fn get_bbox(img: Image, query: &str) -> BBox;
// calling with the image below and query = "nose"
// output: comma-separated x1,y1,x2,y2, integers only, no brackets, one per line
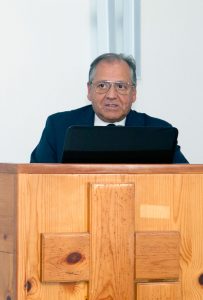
106,83,117,98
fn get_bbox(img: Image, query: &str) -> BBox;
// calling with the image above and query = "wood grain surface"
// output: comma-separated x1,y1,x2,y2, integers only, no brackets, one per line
0,252,15,300
136,282,182,300
0,162,202,174
0,165,203,300
0,174,16,253
17,174,89,300
41,233,90,282
135,231,180,280
0,174,16,300
89,183,135,300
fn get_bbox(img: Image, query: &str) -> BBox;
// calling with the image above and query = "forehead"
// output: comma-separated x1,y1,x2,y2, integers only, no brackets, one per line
93,60,131,81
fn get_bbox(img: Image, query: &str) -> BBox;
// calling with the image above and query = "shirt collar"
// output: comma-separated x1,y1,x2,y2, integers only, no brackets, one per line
94,114,126,126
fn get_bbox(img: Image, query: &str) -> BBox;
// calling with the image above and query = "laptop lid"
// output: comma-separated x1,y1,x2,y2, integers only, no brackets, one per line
61,126,178,164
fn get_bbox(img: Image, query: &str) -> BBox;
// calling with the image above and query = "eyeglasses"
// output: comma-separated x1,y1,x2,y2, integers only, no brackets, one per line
90,80,135,95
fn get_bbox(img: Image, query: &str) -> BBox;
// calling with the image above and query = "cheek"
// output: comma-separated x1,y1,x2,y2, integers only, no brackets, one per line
121,97,132,107
92,95,104,106
118,99,133,113
88,89,94,101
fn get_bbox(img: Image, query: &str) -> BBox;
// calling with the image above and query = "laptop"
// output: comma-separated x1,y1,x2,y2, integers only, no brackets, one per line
61,126,178,164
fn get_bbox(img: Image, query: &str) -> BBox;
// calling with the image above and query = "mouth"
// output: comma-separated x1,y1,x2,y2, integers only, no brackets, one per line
104,103,119,110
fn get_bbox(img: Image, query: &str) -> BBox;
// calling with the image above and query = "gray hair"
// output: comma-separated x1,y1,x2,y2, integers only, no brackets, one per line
88,53,137,86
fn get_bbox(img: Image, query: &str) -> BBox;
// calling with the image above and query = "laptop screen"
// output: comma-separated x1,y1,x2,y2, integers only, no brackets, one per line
61,126,178,164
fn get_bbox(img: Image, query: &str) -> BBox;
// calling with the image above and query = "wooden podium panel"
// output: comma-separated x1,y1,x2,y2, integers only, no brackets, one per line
135,231,180,280
0,173,16,300
89,183,134,299
136,282,182,300
41,233,90,282
0,164,203,300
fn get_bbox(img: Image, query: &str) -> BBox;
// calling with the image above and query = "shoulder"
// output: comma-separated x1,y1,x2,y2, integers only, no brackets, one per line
128,110,173,127
142,112,172,127
45,105,93,130
47,105,93,122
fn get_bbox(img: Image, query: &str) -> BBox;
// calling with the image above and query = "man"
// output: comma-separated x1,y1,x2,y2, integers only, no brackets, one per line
30,53,188,163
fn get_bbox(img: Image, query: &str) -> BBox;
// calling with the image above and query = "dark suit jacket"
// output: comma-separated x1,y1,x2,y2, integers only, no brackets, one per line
30,105,188,163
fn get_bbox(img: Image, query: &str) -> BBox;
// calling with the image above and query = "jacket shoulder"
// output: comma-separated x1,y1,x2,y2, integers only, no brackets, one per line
143,112,172,127
129,110,173,127
47,105,93,122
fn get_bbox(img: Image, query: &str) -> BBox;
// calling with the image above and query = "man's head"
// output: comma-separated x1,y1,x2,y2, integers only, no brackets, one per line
87,53,137,123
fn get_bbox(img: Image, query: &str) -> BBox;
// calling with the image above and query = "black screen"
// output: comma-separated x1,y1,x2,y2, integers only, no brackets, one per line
61,126,178,164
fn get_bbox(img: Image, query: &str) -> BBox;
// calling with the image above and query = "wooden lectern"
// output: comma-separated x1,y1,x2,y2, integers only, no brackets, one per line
0,163,203,300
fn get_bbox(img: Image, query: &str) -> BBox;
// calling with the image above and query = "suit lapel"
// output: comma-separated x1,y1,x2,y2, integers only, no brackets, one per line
75,105,95,126
125,110,145,126
82,106,94,126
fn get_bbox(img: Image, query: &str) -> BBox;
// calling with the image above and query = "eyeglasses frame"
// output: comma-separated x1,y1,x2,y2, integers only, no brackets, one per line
89,80,135,95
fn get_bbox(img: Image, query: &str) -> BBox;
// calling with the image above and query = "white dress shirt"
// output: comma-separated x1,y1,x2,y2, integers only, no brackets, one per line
94,114,126,126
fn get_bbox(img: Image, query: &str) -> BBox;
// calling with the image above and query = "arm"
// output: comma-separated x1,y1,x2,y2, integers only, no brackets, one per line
173,145,189,164
30,116,58,163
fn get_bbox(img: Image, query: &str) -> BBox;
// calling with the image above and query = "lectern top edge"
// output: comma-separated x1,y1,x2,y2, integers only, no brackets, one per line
0,163,202,175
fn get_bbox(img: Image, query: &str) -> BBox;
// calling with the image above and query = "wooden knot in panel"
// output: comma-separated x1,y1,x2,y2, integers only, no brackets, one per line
199,274,203,286
41,232,90,282
24,280,32,292
66,252,82,264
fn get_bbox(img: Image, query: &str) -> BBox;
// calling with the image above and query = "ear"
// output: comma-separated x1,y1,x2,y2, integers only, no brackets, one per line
87,82,92,102
132,87,137,103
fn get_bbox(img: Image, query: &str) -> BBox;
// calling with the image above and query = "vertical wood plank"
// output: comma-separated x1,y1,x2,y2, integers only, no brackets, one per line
175,175,203,299
0,174,15,216
17,174,89,300
136,282,182,300
0,216,15,253
0,174,16,300
0,252,15,300
134,173,203,299
0,174,16,253
89,183,135,300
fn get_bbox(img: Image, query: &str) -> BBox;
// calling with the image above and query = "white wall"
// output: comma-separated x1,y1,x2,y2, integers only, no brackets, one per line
136,0,203,163
0,0,91,162
0,0,202,163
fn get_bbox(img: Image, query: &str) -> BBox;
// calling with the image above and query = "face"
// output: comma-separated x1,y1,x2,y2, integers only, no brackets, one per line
87,60,136,122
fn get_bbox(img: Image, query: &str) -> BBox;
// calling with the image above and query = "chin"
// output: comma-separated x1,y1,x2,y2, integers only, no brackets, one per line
97,108,125,122
102,114,124,123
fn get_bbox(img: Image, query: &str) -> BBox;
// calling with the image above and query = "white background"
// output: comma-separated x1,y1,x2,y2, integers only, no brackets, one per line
0,0,202,163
